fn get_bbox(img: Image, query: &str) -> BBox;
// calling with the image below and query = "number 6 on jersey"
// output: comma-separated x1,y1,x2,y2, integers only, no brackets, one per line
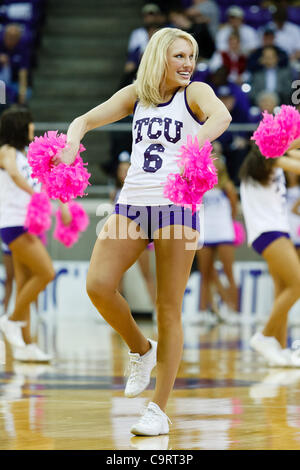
143,143,164,173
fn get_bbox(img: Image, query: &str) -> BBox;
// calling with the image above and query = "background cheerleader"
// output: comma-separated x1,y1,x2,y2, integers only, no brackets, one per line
285,150,300,256
196,141,239,325
239,143,300,367
0,106,55,362
1,241,14,315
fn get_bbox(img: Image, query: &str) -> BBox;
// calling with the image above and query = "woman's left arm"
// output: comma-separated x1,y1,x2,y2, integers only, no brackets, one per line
186,82,232,147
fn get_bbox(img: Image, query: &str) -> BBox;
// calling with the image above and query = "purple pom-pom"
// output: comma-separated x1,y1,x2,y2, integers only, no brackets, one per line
53,201,90,248
24,192,52,235
251,105,300,158
164,136,218,212
233,221,246,246
27,131,91,202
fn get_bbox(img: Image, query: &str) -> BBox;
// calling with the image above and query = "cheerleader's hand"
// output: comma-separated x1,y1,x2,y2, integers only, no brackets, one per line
60,202,72,226
288,137,300,151
52,142,79,166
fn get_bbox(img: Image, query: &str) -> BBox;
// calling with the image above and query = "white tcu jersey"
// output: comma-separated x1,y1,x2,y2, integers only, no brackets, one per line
0,150,40,228
286,185,300,246
118,86,203,206
240,167,290,246
202,188,234,244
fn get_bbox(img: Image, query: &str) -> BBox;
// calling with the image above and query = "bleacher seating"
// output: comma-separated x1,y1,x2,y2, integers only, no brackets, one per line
0,1,47,105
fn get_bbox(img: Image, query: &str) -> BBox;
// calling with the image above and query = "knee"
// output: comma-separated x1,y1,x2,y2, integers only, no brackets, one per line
86,275,113,303
41,267,56,285
156,299,182,329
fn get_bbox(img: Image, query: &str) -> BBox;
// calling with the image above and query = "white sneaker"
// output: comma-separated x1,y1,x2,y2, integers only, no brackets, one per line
281,348,300,367
0,315,26,348
13,344,52,363
250,332,288,367
130,402,171,436
125,339,157,398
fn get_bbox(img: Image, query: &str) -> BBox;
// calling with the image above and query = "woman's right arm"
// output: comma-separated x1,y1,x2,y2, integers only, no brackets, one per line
60,84,137,165
224,181,238,219
288,138,300,151
0,146,34,195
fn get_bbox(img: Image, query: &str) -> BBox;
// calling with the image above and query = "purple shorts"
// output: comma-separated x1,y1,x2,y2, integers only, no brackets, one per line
0,226,27,246
114,203,200,242
204,241,234,248
252,231,290,255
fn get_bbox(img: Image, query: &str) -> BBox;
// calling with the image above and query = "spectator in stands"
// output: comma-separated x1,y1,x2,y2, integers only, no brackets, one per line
249,45,294,106
0,52,11,84
212,82,251,184
270,5,300,62
168,7,215,60
249,90,280,123
216,6,259,56
209,31,248,85
247,25,288,73
123,4,165,78
203,65,251,122
185,0,220,36
0,24,31,104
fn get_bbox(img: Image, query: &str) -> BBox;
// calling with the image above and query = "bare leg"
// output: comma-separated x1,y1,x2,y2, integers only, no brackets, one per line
151,226,198,411
137,249,156,306
8,233,55,323
217,244,238,311
12,257,32,344
2,253,14,314
86,214,151,355
196,247,215,310
262,237,300,348
210,266,232,307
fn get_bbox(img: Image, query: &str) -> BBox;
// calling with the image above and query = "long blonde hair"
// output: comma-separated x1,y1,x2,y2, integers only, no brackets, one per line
135,27,198,107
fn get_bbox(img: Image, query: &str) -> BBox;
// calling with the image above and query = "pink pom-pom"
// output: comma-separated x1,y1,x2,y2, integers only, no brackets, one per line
53,201,89,248
276,105,300,141
233,221,246,246
297,225,300,237
251,105,300,158
163,136,218,212
27,131,91,203
24,192,52,235
147,242,155,251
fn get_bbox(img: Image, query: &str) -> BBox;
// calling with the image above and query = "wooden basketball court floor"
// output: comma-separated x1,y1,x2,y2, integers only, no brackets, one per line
1,317,300,451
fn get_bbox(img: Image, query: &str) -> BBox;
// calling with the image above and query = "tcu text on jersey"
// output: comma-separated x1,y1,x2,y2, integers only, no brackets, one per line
134,117,183,144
